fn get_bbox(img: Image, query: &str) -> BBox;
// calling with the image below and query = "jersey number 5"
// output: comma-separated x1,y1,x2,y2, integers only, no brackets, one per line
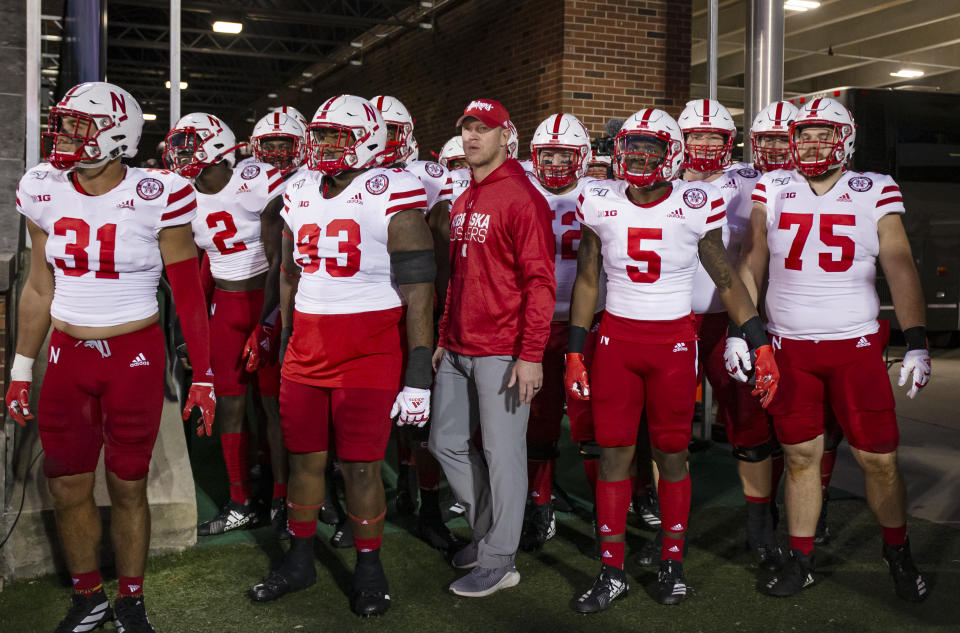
626,227,662,283
295,219,361,277
53,217,119,279
778,213,855,272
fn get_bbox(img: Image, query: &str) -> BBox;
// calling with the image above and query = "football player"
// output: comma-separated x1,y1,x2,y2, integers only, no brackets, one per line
520,112,602,551
371,94,460,553
566,108,779,611
164,113,285,537
735,98,930,601
248,95,434,617
7,82,215,633
679,99,782,570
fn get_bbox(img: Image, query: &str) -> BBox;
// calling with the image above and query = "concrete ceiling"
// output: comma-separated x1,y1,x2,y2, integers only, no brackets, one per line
690,0,960,121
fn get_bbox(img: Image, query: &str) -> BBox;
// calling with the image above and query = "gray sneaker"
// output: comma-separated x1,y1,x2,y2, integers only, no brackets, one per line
451,541,479,569
449,565,520,597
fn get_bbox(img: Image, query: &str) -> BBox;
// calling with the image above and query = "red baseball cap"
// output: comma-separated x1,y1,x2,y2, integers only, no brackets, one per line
456,99,510,129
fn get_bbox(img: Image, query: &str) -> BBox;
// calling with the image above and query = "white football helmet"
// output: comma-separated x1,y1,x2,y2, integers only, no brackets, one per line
371,95,415,165
269,106,308,129
789,97,857,177
163,112,240,179
251,111,307,176
751,101,799,172
43,82,143,170
438,136,467,170
613,109,684,187
507,121,519,158
530,113,591,188
677,99,736,172
408,136,419,162
306,94,386,174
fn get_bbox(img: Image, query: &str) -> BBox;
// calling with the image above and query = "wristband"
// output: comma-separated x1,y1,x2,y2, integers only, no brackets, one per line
568,326,588,354
728,320,744,339
11,354,34,381
740,316,770,351
405,346,433,389
903,326,927,351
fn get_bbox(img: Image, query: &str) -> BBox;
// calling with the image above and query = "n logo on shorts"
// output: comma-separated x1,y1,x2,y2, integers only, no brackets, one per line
49,346,60,364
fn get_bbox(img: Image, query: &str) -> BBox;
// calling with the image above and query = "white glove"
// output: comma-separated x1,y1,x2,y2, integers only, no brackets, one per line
898,349,931,399
390,386,431,427
724,336,752,383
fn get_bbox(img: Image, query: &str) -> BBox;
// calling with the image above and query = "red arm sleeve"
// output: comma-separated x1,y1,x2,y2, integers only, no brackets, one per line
199,250,215,310
166,257,213,381
515,194,557,363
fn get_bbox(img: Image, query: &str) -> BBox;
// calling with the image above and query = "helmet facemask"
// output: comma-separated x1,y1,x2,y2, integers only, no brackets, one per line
252,134,304,176
381,121,414,165
306,124,365,175
683,129,734,172
163,126,239,179
751,132,793,172
532,145,583,189
789,123,852,177
613,133,675,188
43,108,116,170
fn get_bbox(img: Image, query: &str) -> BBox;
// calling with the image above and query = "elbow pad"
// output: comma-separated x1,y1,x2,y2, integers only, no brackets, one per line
390,249,436,285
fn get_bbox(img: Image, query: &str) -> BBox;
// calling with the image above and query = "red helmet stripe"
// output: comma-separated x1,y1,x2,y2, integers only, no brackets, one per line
774,102,784,124
639,109,654,126
810,98,822,113
702,99,710,124
551,113,563,137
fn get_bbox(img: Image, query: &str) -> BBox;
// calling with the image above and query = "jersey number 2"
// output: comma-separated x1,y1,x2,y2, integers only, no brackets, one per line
778,213,855,272
295,219,361,277
207,210,247,254
53,217,118,279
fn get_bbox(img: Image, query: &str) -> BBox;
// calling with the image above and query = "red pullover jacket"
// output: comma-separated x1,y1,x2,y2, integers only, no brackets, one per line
439,158,556,362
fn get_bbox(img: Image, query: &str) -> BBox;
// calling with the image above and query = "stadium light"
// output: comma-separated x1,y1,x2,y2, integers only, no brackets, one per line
143,113,157,121
890,69,924,78
212,21,243,34
784,0,820,11
165,80,188,89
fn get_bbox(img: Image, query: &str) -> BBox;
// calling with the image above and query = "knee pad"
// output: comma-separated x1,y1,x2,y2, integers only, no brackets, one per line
527,442,558,461
732,437,778,463
579,441,602,458
652,432,689,455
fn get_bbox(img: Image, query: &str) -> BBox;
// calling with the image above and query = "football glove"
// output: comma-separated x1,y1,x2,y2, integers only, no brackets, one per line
391,386,431,427
242,322,276,372
183,382,217,436
724,336,752,383
898,349,931,399
564,353,591,400
751,345,780,408
5,381,33,427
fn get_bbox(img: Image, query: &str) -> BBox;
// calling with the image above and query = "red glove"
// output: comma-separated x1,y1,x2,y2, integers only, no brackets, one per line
5,381,33,427
242,322,275,373
564,353,591,400
751,345,780,408
183,382,217,436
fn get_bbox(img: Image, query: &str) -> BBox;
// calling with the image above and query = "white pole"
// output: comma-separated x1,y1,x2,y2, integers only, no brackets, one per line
26,0,41,169
745,0,784,163
170,0,181,127
707,0,718,101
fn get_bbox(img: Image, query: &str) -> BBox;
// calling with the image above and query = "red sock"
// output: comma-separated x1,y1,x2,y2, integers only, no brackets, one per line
745,495,771,504
528,459,552,505
354,535,383,553
770,453,785,505
273,482,288,499
882,524,907,547
221,432,251,505
416,455,441,491
71,570,102,596
596,479,631,569
820,449,837,492
118,576,144,598
582,458,599,498
659,475,691,562
790,535,815,555
287,519,317,539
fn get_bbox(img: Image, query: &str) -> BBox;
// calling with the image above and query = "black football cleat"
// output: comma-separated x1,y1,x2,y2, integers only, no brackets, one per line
54,590,112,633
632,490,661,530
635,531,662,566
748,540,785,571
764,550,815,597
883,539,929,602
519,502,556,552
112,597,156,633
197,499,256,536
331,518,354,548
249,540,317,603
271,497,288,539
351,561,391,616
573,564,628,613
656,559,689,605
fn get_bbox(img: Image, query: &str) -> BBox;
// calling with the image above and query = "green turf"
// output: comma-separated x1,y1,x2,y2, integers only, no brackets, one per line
2,433,958,632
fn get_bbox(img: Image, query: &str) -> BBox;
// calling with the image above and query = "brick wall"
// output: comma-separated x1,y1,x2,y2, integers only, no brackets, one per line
304,0,691,159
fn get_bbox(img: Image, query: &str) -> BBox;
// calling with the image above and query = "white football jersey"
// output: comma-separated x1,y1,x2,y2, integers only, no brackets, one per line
191,162,283,281
404,160,452,211
17,164,197,327
444,167,471,204
282,167,428,315
691,163,762,314
577,179,727,321
752,169,904,340
528,175,606,321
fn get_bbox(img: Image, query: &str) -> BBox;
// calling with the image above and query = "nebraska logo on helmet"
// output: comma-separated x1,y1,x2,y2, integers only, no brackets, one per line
136,178,164,200
241,164,261,180
682,188,707,209
366,173,389,195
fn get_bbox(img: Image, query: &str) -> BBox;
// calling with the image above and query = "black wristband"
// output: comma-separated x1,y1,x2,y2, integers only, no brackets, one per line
903,326,927,351
740,316,769,351
568,326,588,354
728,320,744,339
405,346,433,389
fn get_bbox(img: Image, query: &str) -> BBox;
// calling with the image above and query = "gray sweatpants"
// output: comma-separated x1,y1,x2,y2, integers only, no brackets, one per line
428,351,529,568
